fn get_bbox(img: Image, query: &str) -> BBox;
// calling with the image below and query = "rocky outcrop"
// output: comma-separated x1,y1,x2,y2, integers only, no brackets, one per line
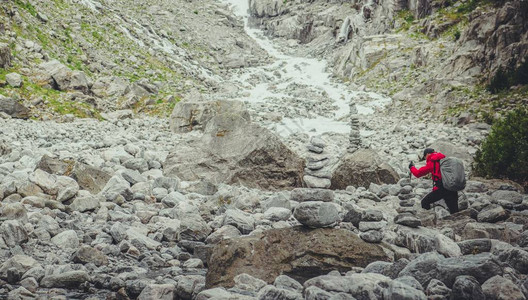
33,60,90,93
169,99,250,133
206,227,390,288
164,113,304,190
330,148,399,189
447,0,528,83
0,95,30,119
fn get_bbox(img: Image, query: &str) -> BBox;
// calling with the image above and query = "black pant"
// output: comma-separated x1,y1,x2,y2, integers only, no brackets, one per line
421,187,459,214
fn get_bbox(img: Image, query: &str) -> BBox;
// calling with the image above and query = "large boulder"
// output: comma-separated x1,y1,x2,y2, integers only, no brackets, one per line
169,99,250,133
164,113,304,190
330,149,399,189
34,60,90,93
71,162,112,194
206,227,390,288
0,95,30,119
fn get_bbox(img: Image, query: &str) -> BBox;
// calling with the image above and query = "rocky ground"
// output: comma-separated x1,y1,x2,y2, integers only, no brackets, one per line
1,0,528,299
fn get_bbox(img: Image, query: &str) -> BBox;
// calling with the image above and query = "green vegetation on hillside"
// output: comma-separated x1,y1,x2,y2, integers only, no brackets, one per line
473,107,528,190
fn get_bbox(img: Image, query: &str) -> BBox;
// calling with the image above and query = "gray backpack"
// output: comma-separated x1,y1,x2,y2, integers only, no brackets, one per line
439,157,466,191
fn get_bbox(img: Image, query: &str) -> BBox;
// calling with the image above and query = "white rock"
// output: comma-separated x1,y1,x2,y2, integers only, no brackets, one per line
51,230,79,249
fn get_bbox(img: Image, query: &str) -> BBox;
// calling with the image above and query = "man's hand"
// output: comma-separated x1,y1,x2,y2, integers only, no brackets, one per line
409,161,415,169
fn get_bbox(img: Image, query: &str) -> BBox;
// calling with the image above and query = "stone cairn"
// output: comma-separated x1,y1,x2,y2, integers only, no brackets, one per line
347,103,361,153
303,136,331,189
394,178,422,228
358,209,386,243
291,188,339,228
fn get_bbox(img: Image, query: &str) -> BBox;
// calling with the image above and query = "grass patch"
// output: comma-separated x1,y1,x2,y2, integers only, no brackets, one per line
14,0,37,16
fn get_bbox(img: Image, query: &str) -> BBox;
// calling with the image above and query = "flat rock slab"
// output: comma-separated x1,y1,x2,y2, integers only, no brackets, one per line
290,188,334,202
206,227,390,288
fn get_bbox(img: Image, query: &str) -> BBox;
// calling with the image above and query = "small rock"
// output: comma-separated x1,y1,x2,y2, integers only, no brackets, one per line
6,73,22,88
394,214,422,228
51,230,79,249
72,246,108,266
359,230,383,243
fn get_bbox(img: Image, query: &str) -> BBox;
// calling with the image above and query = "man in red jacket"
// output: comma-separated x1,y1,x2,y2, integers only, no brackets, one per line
409,148,459,214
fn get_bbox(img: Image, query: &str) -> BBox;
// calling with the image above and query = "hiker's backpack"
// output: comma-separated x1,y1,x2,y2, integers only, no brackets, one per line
439,157,466,191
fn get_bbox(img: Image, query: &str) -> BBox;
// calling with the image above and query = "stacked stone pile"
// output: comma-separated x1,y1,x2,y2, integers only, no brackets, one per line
394,178,423,228
347,103,361,154
291,188,340,228
303,136,332,189
358,209,386,243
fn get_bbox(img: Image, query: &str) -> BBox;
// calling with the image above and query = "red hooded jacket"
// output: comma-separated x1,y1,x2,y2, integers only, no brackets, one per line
410,152,445,191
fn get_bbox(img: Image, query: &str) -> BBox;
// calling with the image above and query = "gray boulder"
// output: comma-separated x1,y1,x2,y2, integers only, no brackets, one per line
165,113,304,190
0,220,28,247
257,285,302,299
293,201,340,228
0,255,40,279
450,275,485,300
290,188,334,202
6,73,22,88
51,230,79,249
482,275,526,300
425,279,451,299
274,275,302,292
36,60,90,93
457,238,492,255
0,95,30,119
384,280,426,300
71,162,112,194
178,213,211,242
91,76,129,98
100,175,133,201
175,275,205,300
72,245,108,266
138,284,175,300
234,273,267,292
205,225,241,245
436,253,503,287
169,99,250,133
224,209,255,234
435,234,461,257
477,204,509,223
263,207,292,222
330,149,399,189
360,230,384,243
69,194,101,212
495,247,528,274
491,190,523,204
261,193,291,211
40,271,90,288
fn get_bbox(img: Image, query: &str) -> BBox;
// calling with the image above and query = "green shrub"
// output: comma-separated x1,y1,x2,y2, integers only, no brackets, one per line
473,107,528,189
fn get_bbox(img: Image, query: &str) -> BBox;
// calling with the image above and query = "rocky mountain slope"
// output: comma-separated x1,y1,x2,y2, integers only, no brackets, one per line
249,0,528,122
0,0,268,119
1,0,527,299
